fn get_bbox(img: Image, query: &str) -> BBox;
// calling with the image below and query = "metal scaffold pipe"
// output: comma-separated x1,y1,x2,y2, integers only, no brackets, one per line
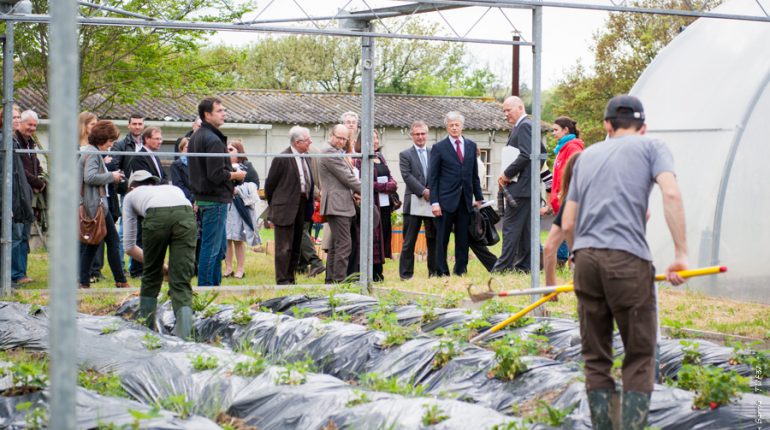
48,0,79,426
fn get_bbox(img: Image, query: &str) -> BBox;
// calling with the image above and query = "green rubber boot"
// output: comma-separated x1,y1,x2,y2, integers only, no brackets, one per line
622,391,651,430
587,389,614,430
138,297,158,330
174,306,194,340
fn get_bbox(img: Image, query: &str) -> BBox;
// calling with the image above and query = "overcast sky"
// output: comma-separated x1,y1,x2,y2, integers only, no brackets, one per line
210,1,609,90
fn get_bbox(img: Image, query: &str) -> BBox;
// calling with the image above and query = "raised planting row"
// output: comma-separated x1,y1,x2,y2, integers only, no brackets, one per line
0,302,521,430
134,291,770,429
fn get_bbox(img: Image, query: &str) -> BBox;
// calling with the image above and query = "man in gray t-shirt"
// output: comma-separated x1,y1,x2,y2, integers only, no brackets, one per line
562,95,688,430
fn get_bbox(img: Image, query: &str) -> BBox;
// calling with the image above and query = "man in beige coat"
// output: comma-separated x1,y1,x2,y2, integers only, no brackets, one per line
318,124,362,282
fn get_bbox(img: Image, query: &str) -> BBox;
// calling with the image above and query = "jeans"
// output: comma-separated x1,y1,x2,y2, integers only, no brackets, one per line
197,203,228,286
11,222,30,281
79,211,126,286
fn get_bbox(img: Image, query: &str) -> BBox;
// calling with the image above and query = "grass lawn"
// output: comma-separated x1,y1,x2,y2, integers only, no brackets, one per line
11,229,770,340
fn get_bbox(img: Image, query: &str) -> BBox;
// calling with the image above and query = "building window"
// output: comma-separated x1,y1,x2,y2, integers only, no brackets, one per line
479,148,491,191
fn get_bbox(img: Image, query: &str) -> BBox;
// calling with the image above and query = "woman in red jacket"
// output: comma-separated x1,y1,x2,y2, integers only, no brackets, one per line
549,116,584,270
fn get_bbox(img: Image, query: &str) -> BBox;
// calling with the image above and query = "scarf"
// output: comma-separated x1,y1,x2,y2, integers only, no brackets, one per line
179,155,188,166
554,134,576,155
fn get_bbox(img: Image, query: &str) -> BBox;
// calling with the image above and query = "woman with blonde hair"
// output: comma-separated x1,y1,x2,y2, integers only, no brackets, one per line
78,111,98,147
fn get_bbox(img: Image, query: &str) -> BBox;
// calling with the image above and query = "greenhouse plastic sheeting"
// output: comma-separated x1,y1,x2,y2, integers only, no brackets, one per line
422,348,582,412
261,293,380,317
364,337,441,384
0,386,221,429
326,397,522,429
0,303,48,351
227,368,519,430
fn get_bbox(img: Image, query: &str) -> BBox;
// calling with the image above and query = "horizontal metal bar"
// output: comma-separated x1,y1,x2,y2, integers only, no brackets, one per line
0,14,533,46
16,148,366,159
411,0,770,22
78,1,155,20
243,2,463,24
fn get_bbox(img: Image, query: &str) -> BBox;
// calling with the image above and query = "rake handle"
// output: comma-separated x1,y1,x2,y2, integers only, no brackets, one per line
470,265,727,344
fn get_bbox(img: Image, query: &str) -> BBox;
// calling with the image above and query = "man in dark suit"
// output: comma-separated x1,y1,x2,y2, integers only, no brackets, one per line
129,127,166,182
265,126,315,285
429,112,484,276
318,124,362,283
493,96,547,273
398,120,437,280
125,126,166,278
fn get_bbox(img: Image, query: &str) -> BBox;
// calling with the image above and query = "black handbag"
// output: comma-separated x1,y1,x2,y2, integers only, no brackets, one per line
389,192,402,211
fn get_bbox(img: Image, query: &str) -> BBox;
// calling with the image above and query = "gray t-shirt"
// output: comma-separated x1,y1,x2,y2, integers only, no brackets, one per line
566,134,675,261
122,185,191,250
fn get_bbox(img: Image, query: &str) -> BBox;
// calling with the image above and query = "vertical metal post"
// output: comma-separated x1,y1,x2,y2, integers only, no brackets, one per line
359,25,374,293
49,0,79,427
530,6,543,307
511,34,520,97
1,22,14,296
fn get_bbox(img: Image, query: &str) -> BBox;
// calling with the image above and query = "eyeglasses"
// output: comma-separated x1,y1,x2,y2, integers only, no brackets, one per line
333,134,348,140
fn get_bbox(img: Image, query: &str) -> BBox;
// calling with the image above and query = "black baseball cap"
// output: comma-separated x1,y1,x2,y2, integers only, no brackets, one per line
604,95,645,121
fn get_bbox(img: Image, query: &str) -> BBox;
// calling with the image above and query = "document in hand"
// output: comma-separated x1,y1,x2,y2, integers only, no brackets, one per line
500,146,521,182
409,195,435,217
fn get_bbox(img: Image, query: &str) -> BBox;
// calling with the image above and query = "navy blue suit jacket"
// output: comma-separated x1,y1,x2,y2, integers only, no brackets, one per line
428,136,484,213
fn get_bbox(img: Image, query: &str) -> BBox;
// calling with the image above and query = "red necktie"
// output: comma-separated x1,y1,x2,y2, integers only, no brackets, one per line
455,139,464,163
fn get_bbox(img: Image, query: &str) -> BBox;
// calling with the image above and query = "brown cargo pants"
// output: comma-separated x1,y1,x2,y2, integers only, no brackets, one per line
573,248,656,393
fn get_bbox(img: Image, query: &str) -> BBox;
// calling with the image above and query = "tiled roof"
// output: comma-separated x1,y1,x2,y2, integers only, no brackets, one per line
15,88,510,131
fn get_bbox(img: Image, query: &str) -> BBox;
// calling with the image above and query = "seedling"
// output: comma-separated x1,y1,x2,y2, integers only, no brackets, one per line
190,354,219,372
421,404,449,426
533,320,553,335
159,393,194,419
680,340,702,365
78,370,128,398
488,335,529,381
100,322,120,335
275,357,315,385
1,361,48,395
192,290,220,312
345,389,371,407
232,356,268,377
729,341,770,373
432,338,462,369
440,291,465,309
529,400,575,426
202,304,222,319
366,308,418,347
142,333,162,350
16,402,47,430
231,304,252,325
290,305,312,319
359,373,425,397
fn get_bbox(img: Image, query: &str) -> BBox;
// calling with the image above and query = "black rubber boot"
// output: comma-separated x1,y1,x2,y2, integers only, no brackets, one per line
174,306,194,340
587,389,614,430
138,297,158,330
622,391,651,430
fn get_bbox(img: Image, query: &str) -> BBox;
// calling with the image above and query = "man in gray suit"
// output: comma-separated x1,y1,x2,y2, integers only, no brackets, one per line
398,120,437,279
493,96,546,273
318,124,362,282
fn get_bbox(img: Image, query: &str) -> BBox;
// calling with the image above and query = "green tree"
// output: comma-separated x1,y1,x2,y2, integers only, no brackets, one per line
12,0,251,110
547,0,717,144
